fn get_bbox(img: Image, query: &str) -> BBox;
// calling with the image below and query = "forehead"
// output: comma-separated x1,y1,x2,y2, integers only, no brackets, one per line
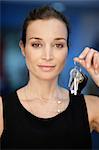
26,19,67,40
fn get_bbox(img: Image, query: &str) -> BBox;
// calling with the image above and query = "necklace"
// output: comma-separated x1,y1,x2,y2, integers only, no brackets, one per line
24,86,68,115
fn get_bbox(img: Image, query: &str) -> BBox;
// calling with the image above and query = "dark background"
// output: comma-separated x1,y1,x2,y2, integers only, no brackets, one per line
0,0,99,148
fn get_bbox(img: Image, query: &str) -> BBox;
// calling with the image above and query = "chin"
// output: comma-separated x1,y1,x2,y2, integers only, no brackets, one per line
35,72,58,81
30,68,61,80
38,75,58,81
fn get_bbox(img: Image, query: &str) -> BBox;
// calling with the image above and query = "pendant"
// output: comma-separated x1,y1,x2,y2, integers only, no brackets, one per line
57,100,61,104
57,109,61,113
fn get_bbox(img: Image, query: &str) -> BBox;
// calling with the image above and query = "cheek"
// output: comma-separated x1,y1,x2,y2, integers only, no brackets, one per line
57,53,67,71
59,57,66,67
26,55,38,69
25,46,38,63
58,50,68,63
25,50,36,70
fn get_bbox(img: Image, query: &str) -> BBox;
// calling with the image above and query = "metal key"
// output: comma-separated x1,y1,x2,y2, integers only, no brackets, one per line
74,69,84,95
68,67,77,95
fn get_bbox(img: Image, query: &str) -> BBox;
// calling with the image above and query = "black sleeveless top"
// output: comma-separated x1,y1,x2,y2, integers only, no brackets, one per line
1,91,92,149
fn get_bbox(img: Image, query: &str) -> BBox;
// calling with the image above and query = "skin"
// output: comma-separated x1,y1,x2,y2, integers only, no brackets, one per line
0,18,99,137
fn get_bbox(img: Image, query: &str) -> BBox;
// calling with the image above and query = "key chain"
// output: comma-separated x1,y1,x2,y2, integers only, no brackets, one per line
68,61,87,95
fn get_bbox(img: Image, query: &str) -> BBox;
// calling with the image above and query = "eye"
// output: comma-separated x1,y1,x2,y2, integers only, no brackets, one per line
32,43,42,48
55,43,64,48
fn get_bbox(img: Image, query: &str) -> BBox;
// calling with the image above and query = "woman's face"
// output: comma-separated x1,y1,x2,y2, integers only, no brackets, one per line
20,18,68,80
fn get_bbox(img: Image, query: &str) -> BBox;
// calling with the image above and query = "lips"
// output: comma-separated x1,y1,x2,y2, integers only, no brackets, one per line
38,64,56,72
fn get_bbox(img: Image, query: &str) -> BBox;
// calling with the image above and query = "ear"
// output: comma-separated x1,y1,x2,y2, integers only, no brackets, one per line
19,40,26,57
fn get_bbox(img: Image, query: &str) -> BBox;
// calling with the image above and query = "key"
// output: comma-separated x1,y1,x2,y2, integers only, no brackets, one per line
74,76,78,95
71,70,79,95
68,67,78,95
77,72,88,94
68,67,78,88
74,70,84,95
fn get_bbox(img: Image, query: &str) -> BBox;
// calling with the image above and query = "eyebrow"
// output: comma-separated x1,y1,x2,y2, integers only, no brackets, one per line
29,37,42,41
29,37,66,41
54,38,66,41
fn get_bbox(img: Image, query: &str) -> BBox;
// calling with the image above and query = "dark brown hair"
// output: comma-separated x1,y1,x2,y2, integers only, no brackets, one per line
21,5,69,47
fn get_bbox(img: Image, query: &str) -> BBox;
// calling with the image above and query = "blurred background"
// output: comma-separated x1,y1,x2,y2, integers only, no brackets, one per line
0,0,99,148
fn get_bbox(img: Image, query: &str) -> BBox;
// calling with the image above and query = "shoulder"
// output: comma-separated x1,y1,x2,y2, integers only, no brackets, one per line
0,91,17,137
0,96,3,137
84,95,99,132
84,95,99,117
84,95,99,106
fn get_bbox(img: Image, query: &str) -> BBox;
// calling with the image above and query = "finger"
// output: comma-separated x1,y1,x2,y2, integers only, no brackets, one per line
79,47,90,59
85,48,95,69
93,52,99,68
93,52,99,74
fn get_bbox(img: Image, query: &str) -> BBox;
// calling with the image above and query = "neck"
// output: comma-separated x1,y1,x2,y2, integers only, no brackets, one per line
25,75,59,100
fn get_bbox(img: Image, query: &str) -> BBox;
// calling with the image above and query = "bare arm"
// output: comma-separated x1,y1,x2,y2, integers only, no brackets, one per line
85,95,99,132
74,48,99,132
0,96,3,137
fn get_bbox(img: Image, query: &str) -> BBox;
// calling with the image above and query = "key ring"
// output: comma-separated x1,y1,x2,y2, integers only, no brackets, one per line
74,61,82,72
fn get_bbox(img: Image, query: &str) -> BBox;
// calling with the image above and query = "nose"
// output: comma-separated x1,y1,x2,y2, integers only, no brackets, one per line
41,46,54,61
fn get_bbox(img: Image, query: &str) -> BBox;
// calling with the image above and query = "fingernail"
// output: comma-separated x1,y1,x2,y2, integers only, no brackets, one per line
86,47,89,49
74,58,78,62
73,58,76,61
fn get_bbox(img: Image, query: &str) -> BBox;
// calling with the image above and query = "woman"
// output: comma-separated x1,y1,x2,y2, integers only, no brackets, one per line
0,6,99,149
